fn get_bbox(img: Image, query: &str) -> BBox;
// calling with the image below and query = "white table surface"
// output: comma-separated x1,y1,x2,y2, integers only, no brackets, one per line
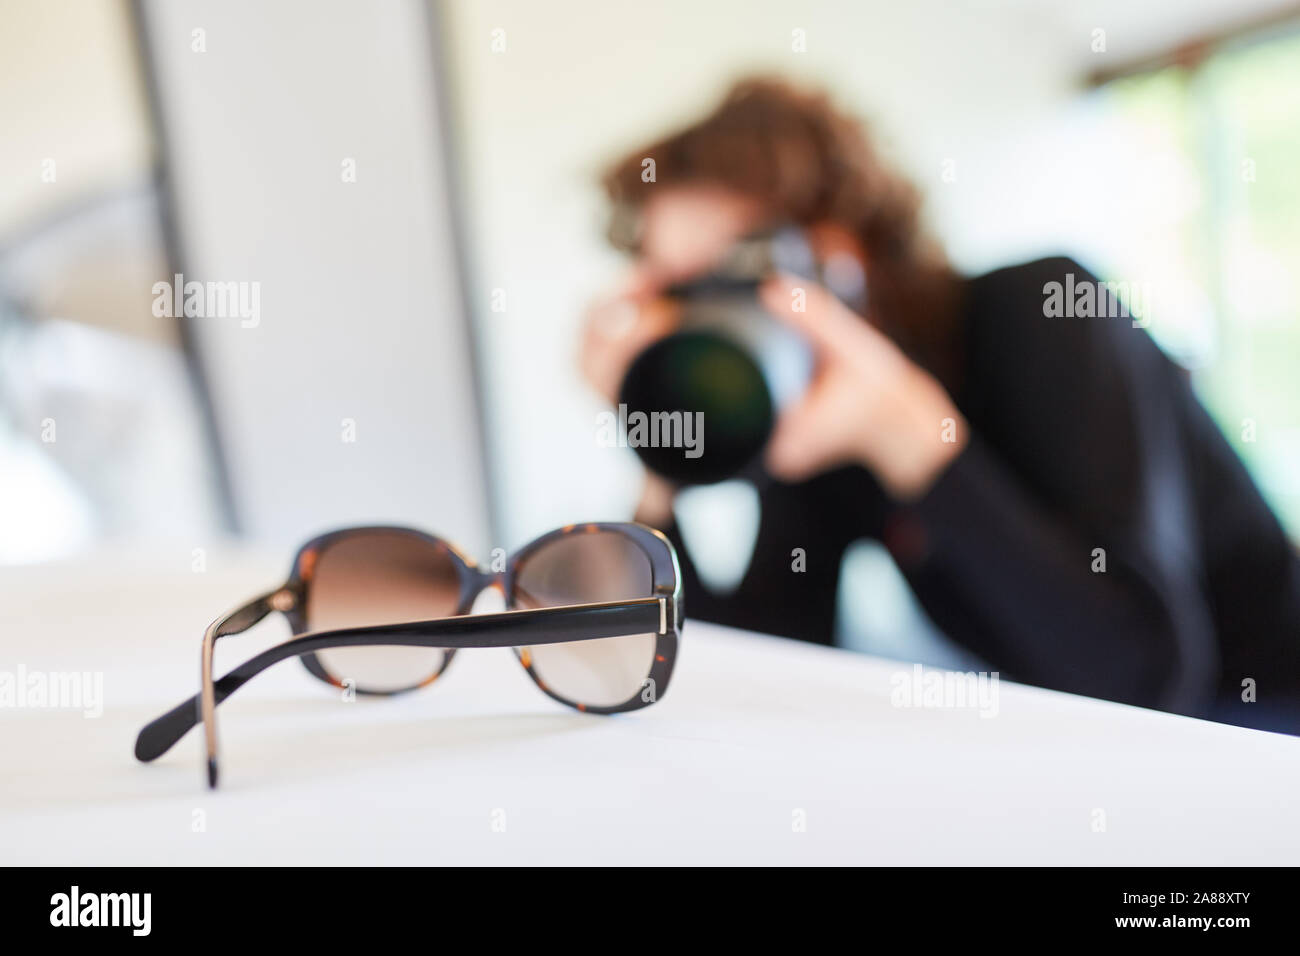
3,550,1298,865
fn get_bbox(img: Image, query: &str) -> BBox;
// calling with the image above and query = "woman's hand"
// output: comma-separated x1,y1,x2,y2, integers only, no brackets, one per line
578,273,680,406
759,273,968,500
579,274,681,526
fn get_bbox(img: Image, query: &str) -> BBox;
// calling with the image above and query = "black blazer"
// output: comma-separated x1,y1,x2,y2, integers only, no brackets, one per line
661,257,1300,734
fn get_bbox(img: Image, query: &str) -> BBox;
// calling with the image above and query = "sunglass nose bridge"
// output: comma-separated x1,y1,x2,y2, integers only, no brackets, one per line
466,567,507,615
470,566,505,596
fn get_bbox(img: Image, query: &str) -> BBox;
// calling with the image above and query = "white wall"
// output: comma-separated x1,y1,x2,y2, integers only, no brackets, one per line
0,0,151,237
140,0,492,556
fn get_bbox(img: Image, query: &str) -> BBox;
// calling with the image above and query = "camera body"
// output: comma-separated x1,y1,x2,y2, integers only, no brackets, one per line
617,226,865,485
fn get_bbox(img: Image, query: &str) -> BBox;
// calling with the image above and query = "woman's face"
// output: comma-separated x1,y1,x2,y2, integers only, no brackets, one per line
631,185,866,292
634,186,767,286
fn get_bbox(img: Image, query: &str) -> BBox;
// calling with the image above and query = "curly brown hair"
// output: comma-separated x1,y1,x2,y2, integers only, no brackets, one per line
601,76,964,387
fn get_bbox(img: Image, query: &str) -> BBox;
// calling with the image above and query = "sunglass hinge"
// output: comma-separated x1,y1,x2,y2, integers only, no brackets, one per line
270,589,297,613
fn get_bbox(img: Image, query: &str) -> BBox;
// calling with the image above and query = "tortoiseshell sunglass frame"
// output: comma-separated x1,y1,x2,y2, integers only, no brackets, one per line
134,522,683,789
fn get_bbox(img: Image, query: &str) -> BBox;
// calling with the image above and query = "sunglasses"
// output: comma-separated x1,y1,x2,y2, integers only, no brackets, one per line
135,522,683,789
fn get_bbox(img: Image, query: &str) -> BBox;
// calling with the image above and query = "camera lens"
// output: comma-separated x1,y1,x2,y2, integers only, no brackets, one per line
618,330,772,485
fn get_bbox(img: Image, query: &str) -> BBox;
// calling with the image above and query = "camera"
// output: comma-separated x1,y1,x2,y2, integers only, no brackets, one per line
617,226,866,485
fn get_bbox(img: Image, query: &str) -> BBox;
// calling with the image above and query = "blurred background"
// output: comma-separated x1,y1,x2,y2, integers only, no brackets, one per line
2,0,1298,664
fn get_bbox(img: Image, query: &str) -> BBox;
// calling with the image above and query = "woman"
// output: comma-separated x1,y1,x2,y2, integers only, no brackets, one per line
580,77,1300,734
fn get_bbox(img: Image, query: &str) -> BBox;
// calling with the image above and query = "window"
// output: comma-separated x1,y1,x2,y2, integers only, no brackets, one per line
1102,26,1300,535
